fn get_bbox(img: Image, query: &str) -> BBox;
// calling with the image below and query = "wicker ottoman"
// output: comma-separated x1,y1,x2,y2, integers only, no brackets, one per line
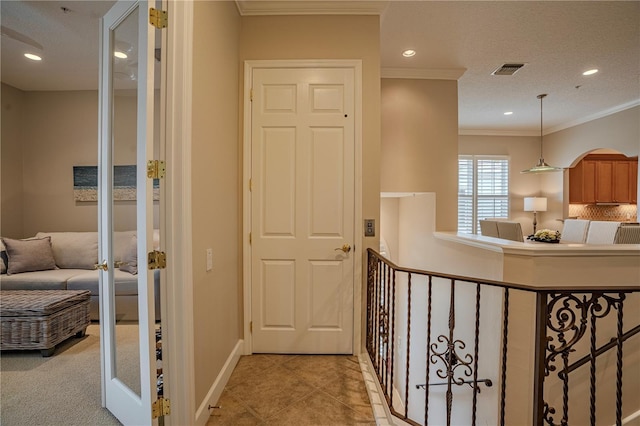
0,290,91,357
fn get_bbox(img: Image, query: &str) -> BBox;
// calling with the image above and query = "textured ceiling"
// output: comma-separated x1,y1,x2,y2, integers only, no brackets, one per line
2,0,639,134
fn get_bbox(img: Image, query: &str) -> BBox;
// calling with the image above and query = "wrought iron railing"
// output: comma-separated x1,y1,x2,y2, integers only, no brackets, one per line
366,248,640,426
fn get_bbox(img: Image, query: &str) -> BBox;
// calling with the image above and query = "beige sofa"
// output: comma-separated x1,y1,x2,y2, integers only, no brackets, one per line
0,231,160,321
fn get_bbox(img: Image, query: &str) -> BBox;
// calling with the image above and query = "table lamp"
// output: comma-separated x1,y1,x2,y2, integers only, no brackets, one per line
524,197,547,233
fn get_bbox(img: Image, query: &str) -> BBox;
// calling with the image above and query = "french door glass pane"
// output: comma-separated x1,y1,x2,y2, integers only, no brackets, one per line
112,5,141,396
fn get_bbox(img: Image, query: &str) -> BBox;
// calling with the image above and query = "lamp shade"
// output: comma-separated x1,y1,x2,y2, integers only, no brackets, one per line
524,197,547,212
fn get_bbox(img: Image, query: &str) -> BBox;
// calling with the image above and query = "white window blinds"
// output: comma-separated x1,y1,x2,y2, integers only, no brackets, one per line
458,156,509,234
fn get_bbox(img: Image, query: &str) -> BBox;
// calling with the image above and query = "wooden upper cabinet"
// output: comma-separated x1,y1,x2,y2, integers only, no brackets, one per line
595,161,614,202
613,161,632,203
568,162,583,203
582,160,597,204
569,154,638,204
631,161,638,203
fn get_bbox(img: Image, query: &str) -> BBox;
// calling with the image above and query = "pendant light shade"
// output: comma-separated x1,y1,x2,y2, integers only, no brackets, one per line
521,94,563,174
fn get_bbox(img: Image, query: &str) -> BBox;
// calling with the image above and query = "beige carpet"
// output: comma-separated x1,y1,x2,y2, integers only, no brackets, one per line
0,323,143,425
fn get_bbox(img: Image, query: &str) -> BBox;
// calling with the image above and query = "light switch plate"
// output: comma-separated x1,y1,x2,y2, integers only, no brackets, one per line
364,219,375,237
206,248,213,271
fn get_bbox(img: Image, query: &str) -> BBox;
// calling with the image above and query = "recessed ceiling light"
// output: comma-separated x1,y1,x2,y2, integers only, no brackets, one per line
114,51,128,59
504,111,513,116
24,53,42,61
402,49,416,58
582,69,598,76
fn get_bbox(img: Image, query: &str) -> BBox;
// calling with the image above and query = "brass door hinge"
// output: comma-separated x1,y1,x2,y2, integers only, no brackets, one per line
250,321,253,333
152,397,171,419
147,160,166,179
249,232,252,244
249,178,252,191
250,88,254,102
149,8,168,29
148,250,167,270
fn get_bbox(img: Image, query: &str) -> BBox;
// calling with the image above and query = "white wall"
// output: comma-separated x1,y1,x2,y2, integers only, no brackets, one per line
0,87,162,238
381,79,459,231
190,0,242,410
1,83,25,238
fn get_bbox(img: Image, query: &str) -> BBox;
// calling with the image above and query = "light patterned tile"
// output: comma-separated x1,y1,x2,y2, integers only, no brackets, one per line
206,390,262,425
220,355,377,426
320,374,374,418
265,390,375,425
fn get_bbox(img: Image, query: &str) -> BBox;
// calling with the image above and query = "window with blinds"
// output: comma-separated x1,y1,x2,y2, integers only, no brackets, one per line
458,155,509,234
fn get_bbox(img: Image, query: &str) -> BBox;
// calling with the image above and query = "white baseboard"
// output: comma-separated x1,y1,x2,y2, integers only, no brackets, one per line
620,409,640,426
194,339,244,425
359,353,412,426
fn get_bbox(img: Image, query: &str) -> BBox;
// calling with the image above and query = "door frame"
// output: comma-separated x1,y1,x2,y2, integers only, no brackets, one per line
242,59,363,355
160,0,195,424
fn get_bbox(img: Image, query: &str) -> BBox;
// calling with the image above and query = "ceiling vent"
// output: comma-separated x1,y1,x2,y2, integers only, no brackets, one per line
492,63,526,76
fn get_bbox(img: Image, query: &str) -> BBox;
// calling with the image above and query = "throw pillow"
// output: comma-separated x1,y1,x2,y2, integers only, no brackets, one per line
0,239,6,274
2,237,57,275
35,232,98,269
114,230,136,263
119,235,138,275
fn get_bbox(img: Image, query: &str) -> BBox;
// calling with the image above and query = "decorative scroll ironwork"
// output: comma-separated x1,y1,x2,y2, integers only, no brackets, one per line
379,306,389,346
365,249,637,426
543,292,626,426
430,335,475,385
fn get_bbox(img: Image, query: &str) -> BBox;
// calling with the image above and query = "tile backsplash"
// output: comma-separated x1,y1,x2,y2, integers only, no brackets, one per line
569,204,638,222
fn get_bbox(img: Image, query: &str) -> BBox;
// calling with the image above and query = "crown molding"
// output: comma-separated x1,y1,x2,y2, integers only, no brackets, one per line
460,99,640,137
546,99,640,134
458,129,539,137
235,0,389,16
382,67,467,81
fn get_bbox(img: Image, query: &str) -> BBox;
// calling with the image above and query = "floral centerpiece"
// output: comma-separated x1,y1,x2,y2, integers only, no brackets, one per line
527,229,561,243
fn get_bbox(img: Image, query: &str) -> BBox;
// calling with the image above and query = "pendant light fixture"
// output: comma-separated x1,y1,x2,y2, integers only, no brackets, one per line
521,94,563,173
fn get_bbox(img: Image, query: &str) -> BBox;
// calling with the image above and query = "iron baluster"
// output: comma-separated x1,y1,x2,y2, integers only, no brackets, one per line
589,297,598,426
500,288,510,426
447,279,455,426
404,273,412,420
616,295,624,426
424,275,433,426
472,282,481,426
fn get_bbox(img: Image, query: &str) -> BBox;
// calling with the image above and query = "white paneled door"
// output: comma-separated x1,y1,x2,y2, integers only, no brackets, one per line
251,66,355,354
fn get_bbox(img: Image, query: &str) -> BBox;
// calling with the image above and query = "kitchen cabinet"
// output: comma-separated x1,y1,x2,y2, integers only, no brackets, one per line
596,161,614,202
631,161,638,203
569,154,638,204
569,160,596,203
611,161,632,203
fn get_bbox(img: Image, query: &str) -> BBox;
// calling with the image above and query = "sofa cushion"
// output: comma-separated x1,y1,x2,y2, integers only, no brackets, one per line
2,237,57,275
36,232,98,270
67,269,138,296
0,268,84,290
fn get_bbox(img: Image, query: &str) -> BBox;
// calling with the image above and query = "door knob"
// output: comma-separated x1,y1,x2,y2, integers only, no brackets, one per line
334,244,351,253
94,260,109,271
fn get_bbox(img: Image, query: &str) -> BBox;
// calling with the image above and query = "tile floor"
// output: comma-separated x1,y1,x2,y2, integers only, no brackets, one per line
207,354,376,425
